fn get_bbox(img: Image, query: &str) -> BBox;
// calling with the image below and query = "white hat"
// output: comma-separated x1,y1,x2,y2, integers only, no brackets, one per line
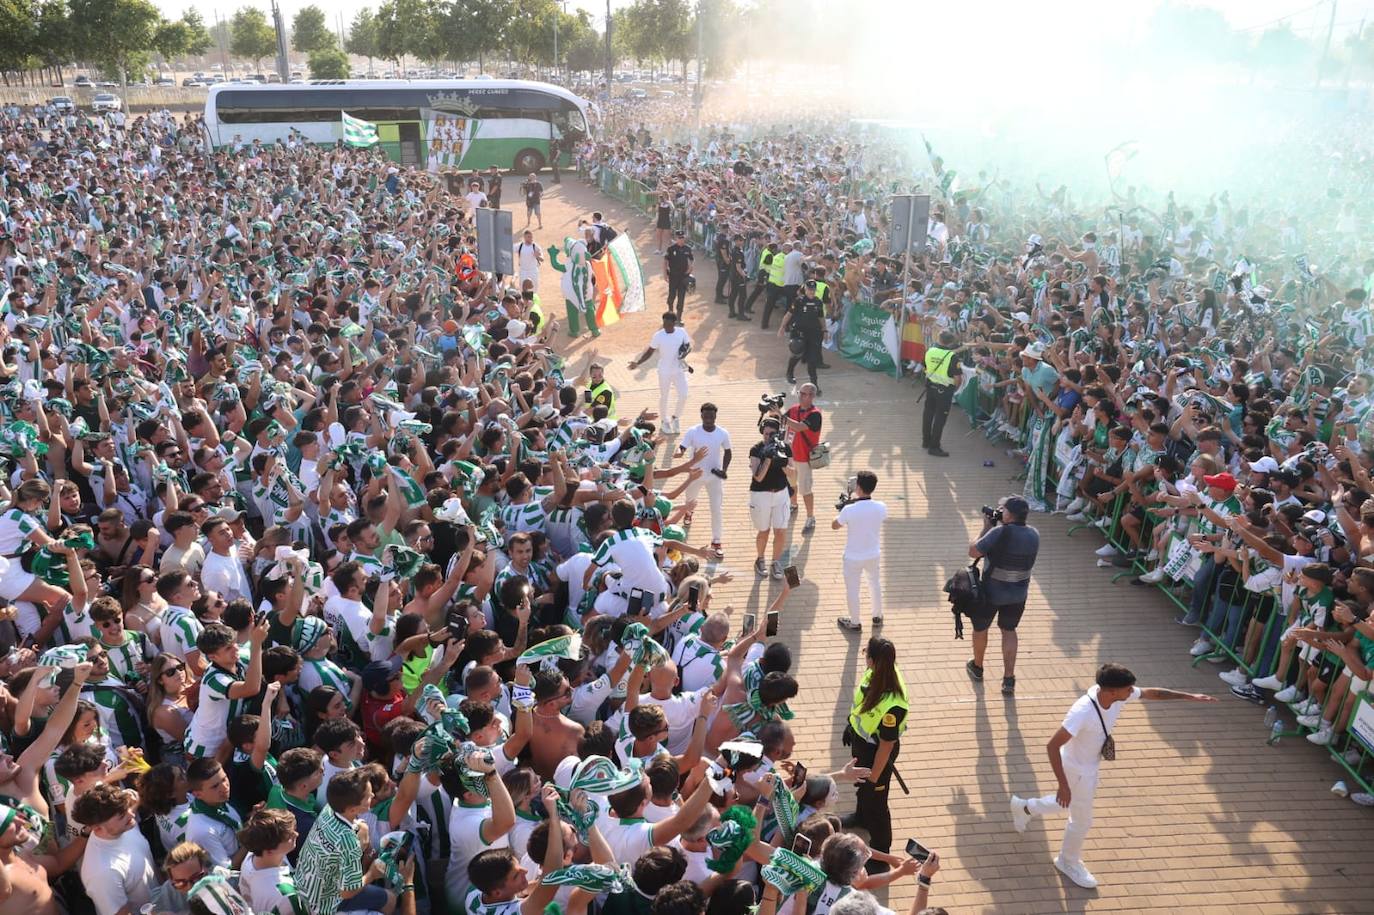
1011,311,1031,324
1026,233,1043,248
506,318,528,341
1302,509,1328,525
1022,342,1046,361
1248,456,1280,474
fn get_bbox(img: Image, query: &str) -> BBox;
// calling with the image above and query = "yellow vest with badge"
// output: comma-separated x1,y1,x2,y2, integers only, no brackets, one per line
528,297,546,333
587,380,617,418
848,668,909,743
767,250,786,286
813,280,830,304
924,345,956,387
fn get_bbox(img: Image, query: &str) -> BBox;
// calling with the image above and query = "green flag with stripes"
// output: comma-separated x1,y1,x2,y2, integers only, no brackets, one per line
341,111,379,148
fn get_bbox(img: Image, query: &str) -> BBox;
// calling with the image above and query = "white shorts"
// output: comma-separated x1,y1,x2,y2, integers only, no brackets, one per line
0,556,35,602
1341,667,1370,694
793,461,814,497
749,489,790,531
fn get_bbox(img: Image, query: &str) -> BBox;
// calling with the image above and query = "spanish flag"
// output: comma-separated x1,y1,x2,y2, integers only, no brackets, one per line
900,312,925,363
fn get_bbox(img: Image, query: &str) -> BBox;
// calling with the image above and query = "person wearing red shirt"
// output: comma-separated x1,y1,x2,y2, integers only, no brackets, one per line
358,659,411,751
784,384,824,533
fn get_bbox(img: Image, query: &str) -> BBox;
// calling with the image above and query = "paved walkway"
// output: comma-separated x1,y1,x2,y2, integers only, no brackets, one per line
523,177,1374,914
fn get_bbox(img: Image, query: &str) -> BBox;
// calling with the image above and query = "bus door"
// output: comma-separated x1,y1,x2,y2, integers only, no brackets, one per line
397,122,422,166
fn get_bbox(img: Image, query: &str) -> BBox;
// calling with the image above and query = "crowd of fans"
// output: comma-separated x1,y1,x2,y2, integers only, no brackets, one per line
575,99,1374,805
0,100,949,915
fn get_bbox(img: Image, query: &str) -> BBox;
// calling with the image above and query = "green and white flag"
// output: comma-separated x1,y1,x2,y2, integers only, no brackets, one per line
342,111,379,148
517,633,583,669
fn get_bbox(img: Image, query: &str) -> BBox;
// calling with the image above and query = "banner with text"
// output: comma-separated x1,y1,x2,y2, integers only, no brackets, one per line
840,302,901,378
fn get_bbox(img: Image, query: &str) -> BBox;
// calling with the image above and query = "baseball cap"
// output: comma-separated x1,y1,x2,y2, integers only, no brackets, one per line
1302,509,1328,525
1202,472,1238,492
216,505,245,522
361,658,403,694
1248,456,1280,474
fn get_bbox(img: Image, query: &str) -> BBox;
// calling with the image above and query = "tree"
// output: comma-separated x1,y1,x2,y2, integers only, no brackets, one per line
67,0,163,90
308,46,349,79
504,0,558,66
0,0,39,85
375,0,440,74
697,0,742,77
438,0,512,72
1253,23,1315,77
179,9,212,57
229,6,276,73
565,31,601,74
653,0,692,77
292,4,334,54
345,7,379,73
153,18,192,63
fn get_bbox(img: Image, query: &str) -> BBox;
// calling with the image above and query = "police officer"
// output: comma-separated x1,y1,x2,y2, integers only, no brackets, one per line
576,356,617,419
760,239,791,330
713,230,734,304
922,330,965,457
779,280,825,394
844,636,907,870
744,239,780,317
727,234,750,320
663,230,693,319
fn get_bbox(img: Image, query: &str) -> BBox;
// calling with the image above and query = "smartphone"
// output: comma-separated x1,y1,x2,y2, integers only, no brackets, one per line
428,625,452,645
791,761,807,789
583,389,592,403
626,587,646,616
766,610,779,638
687,582,701,612
446,607,470,641
741,612,756,635
905,839,931,863
783,565,800,588
792,833,812,856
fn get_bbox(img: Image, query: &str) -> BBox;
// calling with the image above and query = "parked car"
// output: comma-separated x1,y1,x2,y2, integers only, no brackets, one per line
92,93,122,113
154,77,174,87
49,96,74,113
182,77,203,87
96,81,117,88
73,75,93,87
626,88,648,99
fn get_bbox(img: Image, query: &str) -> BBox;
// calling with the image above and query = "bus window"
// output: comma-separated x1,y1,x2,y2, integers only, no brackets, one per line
551,109,585,142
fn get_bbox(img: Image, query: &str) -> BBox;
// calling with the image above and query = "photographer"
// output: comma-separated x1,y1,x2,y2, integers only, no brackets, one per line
834,471,886,633
967,496,1038,696
784,384,824,534
750,413,792,580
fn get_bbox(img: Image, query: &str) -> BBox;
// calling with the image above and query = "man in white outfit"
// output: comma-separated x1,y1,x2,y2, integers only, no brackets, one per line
515,228,543,291
628,311,691,433
1009,663,1217,888
833,470,886,632
676,402,732,549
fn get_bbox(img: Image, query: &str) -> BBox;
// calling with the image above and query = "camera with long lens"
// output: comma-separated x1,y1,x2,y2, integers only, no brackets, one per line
981,504,1003,524
836,475,858,511
757,392,785,428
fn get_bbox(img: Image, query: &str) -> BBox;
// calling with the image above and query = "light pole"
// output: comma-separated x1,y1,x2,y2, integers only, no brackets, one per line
694,0,703,128
604,0,613,87
270,0,290,83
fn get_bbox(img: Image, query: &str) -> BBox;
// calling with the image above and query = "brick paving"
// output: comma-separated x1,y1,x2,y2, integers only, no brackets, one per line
526,178,1374,914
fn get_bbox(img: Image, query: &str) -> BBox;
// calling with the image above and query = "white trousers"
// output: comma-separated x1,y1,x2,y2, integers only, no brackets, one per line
843,555,882,624
659,369,688,422
684,473,725,543
1025,764,1099,864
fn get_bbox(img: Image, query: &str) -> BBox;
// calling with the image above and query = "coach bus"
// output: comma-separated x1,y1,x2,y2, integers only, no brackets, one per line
203,79,590,173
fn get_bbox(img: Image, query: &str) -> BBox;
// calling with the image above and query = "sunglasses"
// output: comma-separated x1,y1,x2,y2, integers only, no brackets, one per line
160,665,185,677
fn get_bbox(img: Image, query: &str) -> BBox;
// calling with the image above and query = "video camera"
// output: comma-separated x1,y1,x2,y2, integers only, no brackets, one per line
982,504,1003,524
836,475,858,511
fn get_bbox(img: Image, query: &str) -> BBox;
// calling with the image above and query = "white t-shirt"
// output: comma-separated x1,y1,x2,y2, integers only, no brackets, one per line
446,801,509,910
836,499,887,561
556,552,595,620
465,190,488,210
82,829,158,915
678,424,732,473
1059,684,1141,771
240,855,295,915
650,327,691,375
201,549,251,602
597,814,656,866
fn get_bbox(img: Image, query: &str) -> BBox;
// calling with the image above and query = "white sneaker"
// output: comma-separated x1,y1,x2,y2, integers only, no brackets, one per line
669,417,680,433
1297,713,1323,728
1353,792,1374,806
1271,684,1300,702
1092,517,1112,529
1095,544,1119,558
1065,497,1086,514
1189,639,1212,657
1307,724,1335,746
1138,569,1165,584
1218,668,1248,687
1145,548,1159,562
1054,856,1098,889
1010,795,1031,833
1343,749,1364,765
1292,698,1320,716
1252,675,1284,691
1065,512,1088,523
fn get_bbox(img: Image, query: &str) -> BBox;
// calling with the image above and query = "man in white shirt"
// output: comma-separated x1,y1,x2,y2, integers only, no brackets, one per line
833,470,887,632
200,517,251,602
516,229,544,291
1009,663,1217,889
73,783,159,915
676,402,732,547
464,180,488,212
628,311,692,434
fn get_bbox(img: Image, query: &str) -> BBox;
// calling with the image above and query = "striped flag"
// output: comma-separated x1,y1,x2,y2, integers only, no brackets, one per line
341,111,378,148
589,234,646,328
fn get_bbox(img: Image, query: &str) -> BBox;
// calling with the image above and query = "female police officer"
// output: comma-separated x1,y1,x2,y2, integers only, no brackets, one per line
843,636,907,871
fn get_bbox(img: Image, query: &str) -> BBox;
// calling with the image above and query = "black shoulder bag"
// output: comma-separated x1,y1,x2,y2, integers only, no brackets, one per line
1091,699,1116,761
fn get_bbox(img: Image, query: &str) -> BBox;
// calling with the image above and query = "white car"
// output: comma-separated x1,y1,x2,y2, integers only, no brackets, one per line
49,96,74,113
92,93,122,113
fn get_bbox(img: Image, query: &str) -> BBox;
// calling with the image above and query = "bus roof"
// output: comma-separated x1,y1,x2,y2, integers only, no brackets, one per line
206,78,588,110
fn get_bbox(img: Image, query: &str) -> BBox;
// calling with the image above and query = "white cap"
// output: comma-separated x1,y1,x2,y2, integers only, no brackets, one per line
506,318,528,341
1302,509,1328,525
554,755,580,790
1011,311,1031,324
1022,342,1046,361
1248,456,1280,474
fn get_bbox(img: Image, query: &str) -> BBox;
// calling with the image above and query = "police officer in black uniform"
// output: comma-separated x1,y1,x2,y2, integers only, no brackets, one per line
713,231,733,304
779,280,825,394
663,230,693,319
727,234,749,320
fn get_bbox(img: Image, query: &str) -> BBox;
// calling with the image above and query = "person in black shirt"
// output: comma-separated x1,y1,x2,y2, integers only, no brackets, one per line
713,232,732,304
727,235,749,320
521,172,543,228
485,166,503,209
663,230,693,319
779,281,825,393
748,414,792,580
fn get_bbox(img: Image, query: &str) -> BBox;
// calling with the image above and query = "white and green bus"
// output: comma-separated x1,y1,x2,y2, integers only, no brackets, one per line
203,79,591,173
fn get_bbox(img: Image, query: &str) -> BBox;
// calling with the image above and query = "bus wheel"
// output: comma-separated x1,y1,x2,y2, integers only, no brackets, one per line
513,148,545,174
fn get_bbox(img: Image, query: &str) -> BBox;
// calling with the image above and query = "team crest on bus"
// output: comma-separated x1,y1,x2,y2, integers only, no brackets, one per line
426,92,480,117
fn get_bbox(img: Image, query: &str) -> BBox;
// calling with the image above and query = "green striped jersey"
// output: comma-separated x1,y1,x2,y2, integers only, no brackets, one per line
100,631,152,685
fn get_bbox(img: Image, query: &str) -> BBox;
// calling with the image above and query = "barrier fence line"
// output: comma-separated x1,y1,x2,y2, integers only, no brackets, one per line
958,390,1374,794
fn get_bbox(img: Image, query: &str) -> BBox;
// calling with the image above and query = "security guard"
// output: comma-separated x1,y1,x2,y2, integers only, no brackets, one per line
844,636,907,870
745,239,781,315
922,330,965,458
760,239,790,328
779,280,825,393
663,230,693,319
583,361,617,419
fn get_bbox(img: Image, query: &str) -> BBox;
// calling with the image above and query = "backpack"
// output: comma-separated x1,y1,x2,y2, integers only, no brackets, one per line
598,223,618,245
942,560,984,640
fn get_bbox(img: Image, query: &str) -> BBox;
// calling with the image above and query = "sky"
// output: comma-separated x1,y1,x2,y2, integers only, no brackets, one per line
153,0,1374,40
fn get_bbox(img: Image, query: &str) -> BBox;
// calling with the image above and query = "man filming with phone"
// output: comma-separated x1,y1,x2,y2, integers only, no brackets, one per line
834,471,886,633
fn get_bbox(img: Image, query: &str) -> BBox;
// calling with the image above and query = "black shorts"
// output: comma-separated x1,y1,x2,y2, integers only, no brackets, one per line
970,601,1026,633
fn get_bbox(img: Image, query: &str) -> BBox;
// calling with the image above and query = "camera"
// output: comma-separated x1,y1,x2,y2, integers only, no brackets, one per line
758,392,785,415
836,475,858,511
758,430,790,462
982,504,1003,524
